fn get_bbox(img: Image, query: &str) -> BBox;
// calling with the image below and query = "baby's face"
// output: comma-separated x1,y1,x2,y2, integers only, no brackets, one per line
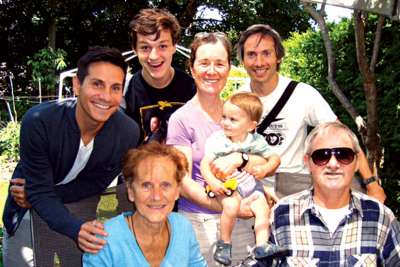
221,101,257,143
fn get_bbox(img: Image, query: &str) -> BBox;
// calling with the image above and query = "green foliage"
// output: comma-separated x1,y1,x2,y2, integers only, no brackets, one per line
221,66,248,100
0,121,20,164
281,18,400,215
27,47,67,95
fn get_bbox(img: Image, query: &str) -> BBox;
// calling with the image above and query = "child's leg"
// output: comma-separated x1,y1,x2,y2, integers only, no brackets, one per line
249,193,283,260
219,193,241,243
214,194,241,266
249,194,270,246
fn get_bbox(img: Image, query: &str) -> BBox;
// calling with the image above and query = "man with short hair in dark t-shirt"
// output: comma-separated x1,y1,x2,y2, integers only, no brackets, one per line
125,8,195,143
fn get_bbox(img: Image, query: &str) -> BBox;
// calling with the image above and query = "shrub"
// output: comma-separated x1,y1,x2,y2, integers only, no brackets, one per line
0,121,20,164
27,47,67,96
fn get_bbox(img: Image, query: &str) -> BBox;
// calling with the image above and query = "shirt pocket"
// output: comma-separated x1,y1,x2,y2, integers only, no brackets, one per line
347,254,377,267
286,257,319,267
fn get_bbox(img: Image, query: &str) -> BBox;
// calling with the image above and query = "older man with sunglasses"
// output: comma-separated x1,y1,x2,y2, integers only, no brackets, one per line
255,122,400,266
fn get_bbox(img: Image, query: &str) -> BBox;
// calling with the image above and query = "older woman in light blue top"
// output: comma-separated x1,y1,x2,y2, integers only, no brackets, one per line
83,142,206,267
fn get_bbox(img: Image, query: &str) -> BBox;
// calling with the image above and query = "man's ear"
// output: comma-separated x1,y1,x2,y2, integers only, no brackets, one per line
304,154,311,170
72,76,81,96
355,153,360,172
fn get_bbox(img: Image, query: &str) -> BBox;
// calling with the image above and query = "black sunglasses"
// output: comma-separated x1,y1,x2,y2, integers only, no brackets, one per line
310,147,356,166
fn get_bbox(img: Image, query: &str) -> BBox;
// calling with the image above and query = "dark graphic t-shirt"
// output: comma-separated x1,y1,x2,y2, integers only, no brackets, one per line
124,68,195,143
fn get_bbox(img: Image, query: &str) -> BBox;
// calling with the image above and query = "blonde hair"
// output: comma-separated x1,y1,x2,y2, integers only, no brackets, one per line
227,92,263,122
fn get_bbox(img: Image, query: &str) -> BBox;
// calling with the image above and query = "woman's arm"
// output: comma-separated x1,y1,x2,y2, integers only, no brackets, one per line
176,146,255,218
210,152,270,180
200,155,229,196
174,145,222,211
252,153,280,179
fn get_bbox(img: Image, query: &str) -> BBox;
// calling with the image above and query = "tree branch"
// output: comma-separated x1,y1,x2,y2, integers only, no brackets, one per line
303,3,365,132
370,15,384,72
354,10,381,172
354,11,369,78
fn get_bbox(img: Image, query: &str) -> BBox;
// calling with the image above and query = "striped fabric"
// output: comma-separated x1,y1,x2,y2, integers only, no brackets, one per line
267,189,400,267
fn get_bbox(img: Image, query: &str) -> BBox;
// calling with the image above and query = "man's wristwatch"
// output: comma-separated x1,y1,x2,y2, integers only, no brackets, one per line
362,176,381,186
237,153,249,171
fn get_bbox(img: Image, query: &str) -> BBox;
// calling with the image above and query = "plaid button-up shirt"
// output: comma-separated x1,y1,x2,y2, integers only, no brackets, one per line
266,189,400,267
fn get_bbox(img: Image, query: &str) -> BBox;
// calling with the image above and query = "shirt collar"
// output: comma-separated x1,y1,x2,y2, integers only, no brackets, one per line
300,188,364,218
225,132,253,146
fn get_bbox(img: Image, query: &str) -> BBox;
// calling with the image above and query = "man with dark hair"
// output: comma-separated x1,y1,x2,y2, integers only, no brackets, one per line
2,47,140,266
124,8,195,144
236,24,385,203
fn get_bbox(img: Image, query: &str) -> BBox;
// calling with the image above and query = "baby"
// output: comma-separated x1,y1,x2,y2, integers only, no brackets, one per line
201,92,281,266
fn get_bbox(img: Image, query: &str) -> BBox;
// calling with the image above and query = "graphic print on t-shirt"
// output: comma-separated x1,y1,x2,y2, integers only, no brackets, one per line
259,117,286,146
139,100,186,144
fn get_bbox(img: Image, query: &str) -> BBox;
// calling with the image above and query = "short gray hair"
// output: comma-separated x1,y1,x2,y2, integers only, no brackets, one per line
304,122,361,155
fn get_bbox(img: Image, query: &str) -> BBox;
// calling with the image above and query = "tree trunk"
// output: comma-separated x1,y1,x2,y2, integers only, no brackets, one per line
354,11,383,174
47,0,57,50
303,3,383,174
303,3,366,133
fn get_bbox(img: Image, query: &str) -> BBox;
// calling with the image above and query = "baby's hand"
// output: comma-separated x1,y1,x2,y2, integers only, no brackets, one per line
208,180,229,196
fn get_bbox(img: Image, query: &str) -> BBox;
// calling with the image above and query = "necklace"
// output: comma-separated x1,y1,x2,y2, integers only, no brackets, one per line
127,215,170,260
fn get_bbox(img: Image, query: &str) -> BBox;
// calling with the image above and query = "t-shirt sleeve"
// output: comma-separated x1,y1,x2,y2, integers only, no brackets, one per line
304,84,337,126
252,133,273,158
123,78,135,116
82,241,112,266
166,111,192,147
203,131,221,160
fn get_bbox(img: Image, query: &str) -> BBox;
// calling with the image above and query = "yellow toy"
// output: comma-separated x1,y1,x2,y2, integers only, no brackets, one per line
205,178,238,198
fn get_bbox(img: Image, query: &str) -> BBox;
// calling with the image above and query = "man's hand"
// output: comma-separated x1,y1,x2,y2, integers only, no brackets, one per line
263,186,279,208
78,220,107,254
10,178,32,209
366,182,386,203
251,165,268,180
210,152,241,179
